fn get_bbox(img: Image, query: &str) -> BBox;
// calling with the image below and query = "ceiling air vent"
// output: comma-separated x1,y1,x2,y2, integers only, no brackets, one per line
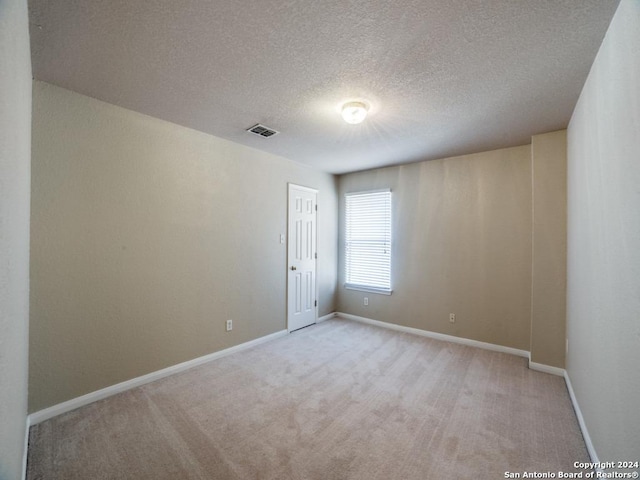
247,124,279,138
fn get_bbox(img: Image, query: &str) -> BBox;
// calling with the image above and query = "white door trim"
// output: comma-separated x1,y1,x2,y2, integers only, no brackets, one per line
289,184,318,194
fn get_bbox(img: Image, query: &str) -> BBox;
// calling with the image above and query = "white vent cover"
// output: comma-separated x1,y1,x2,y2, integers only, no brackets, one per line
247,124,279,138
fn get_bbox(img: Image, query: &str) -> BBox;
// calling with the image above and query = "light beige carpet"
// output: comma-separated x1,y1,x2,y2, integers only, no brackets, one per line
27,317,589,479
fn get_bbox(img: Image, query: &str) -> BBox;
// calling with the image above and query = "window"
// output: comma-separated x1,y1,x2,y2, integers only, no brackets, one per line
345,189,392,294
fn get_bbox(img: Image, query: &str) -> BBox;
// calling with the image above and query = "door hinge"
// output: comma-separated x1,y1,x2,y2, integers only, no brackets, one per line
315,252,317,259
314,300,317,307
315,204,317,211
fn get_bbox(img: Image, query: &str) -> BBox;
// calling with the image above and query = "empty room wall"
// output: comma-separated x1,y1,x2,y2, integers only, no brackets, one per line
530,130,567,369
0,0,31,477
566,0,640,462
30,82,338,412
338,146,533,351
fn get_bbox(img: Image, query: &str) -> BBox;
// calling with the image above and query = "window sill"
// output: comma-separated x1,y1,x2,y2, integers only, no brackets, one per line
344,284,393,296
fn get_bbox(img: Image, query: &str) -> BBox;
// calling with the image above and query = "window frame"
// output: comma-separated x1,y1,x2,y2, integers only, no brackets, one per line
344,188,393,295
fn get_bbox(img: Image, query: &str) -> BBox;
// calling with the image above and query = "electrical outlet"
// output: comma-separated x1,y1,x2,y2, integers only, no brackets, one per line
226,319,233,331
364,297,369,306
449,313,455,323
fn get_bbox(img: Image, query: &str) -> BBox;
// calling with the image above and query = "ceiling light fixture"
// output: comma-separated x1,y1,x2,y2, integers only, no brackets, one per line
341,101,369,125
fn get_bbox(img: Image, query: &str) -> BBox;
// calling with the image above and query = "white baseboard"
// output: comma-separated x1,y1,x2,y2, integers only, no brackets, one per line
528,360,565,377
317,312,337,323
564,371,600,465
28,329,288,425
336,312,530,359
22,415,30,480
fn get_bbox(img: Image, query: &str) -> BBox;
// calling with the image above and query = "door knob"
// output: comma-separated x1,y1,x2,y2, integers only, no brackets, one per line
290,266,297,271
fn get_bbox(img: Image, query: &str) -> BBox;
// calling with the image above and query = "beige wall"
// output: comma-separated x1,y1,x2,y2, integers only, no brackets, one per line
0,0,31,477
566,0,640,463
530,130,567,368
337,146,533,351
30,82,337,412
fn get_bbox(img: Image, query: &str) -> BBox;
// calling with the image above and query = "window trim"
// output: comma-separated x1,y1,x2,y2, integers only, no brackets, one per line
344,188,393,295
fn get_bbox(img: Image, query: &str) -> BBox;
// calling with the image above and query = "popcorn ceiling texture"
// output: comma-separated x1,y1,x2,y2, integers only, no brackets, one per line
28,0,619,173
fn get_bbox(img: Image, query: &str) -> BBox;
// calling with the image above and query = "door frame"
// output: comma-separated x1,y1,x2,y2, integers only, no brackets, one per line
287,183,319,332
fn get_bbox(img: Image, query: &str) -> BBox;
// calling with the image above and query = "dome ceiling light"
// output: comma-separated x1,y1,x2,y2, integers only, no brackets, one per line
341,101,369,125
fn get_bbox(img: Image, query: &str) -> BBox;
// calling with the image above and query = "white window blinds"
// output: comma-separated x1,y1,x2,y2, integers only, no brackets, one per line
345,189,392,293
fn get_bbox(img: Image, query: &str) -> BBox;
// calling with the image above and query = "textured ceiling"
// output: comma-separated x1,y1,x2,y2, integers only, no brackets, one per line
29,0,620,174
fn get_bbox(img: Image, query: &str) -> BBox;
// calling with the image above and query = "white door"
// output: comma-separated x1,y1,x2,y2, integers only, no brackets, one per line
287,184,317,332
